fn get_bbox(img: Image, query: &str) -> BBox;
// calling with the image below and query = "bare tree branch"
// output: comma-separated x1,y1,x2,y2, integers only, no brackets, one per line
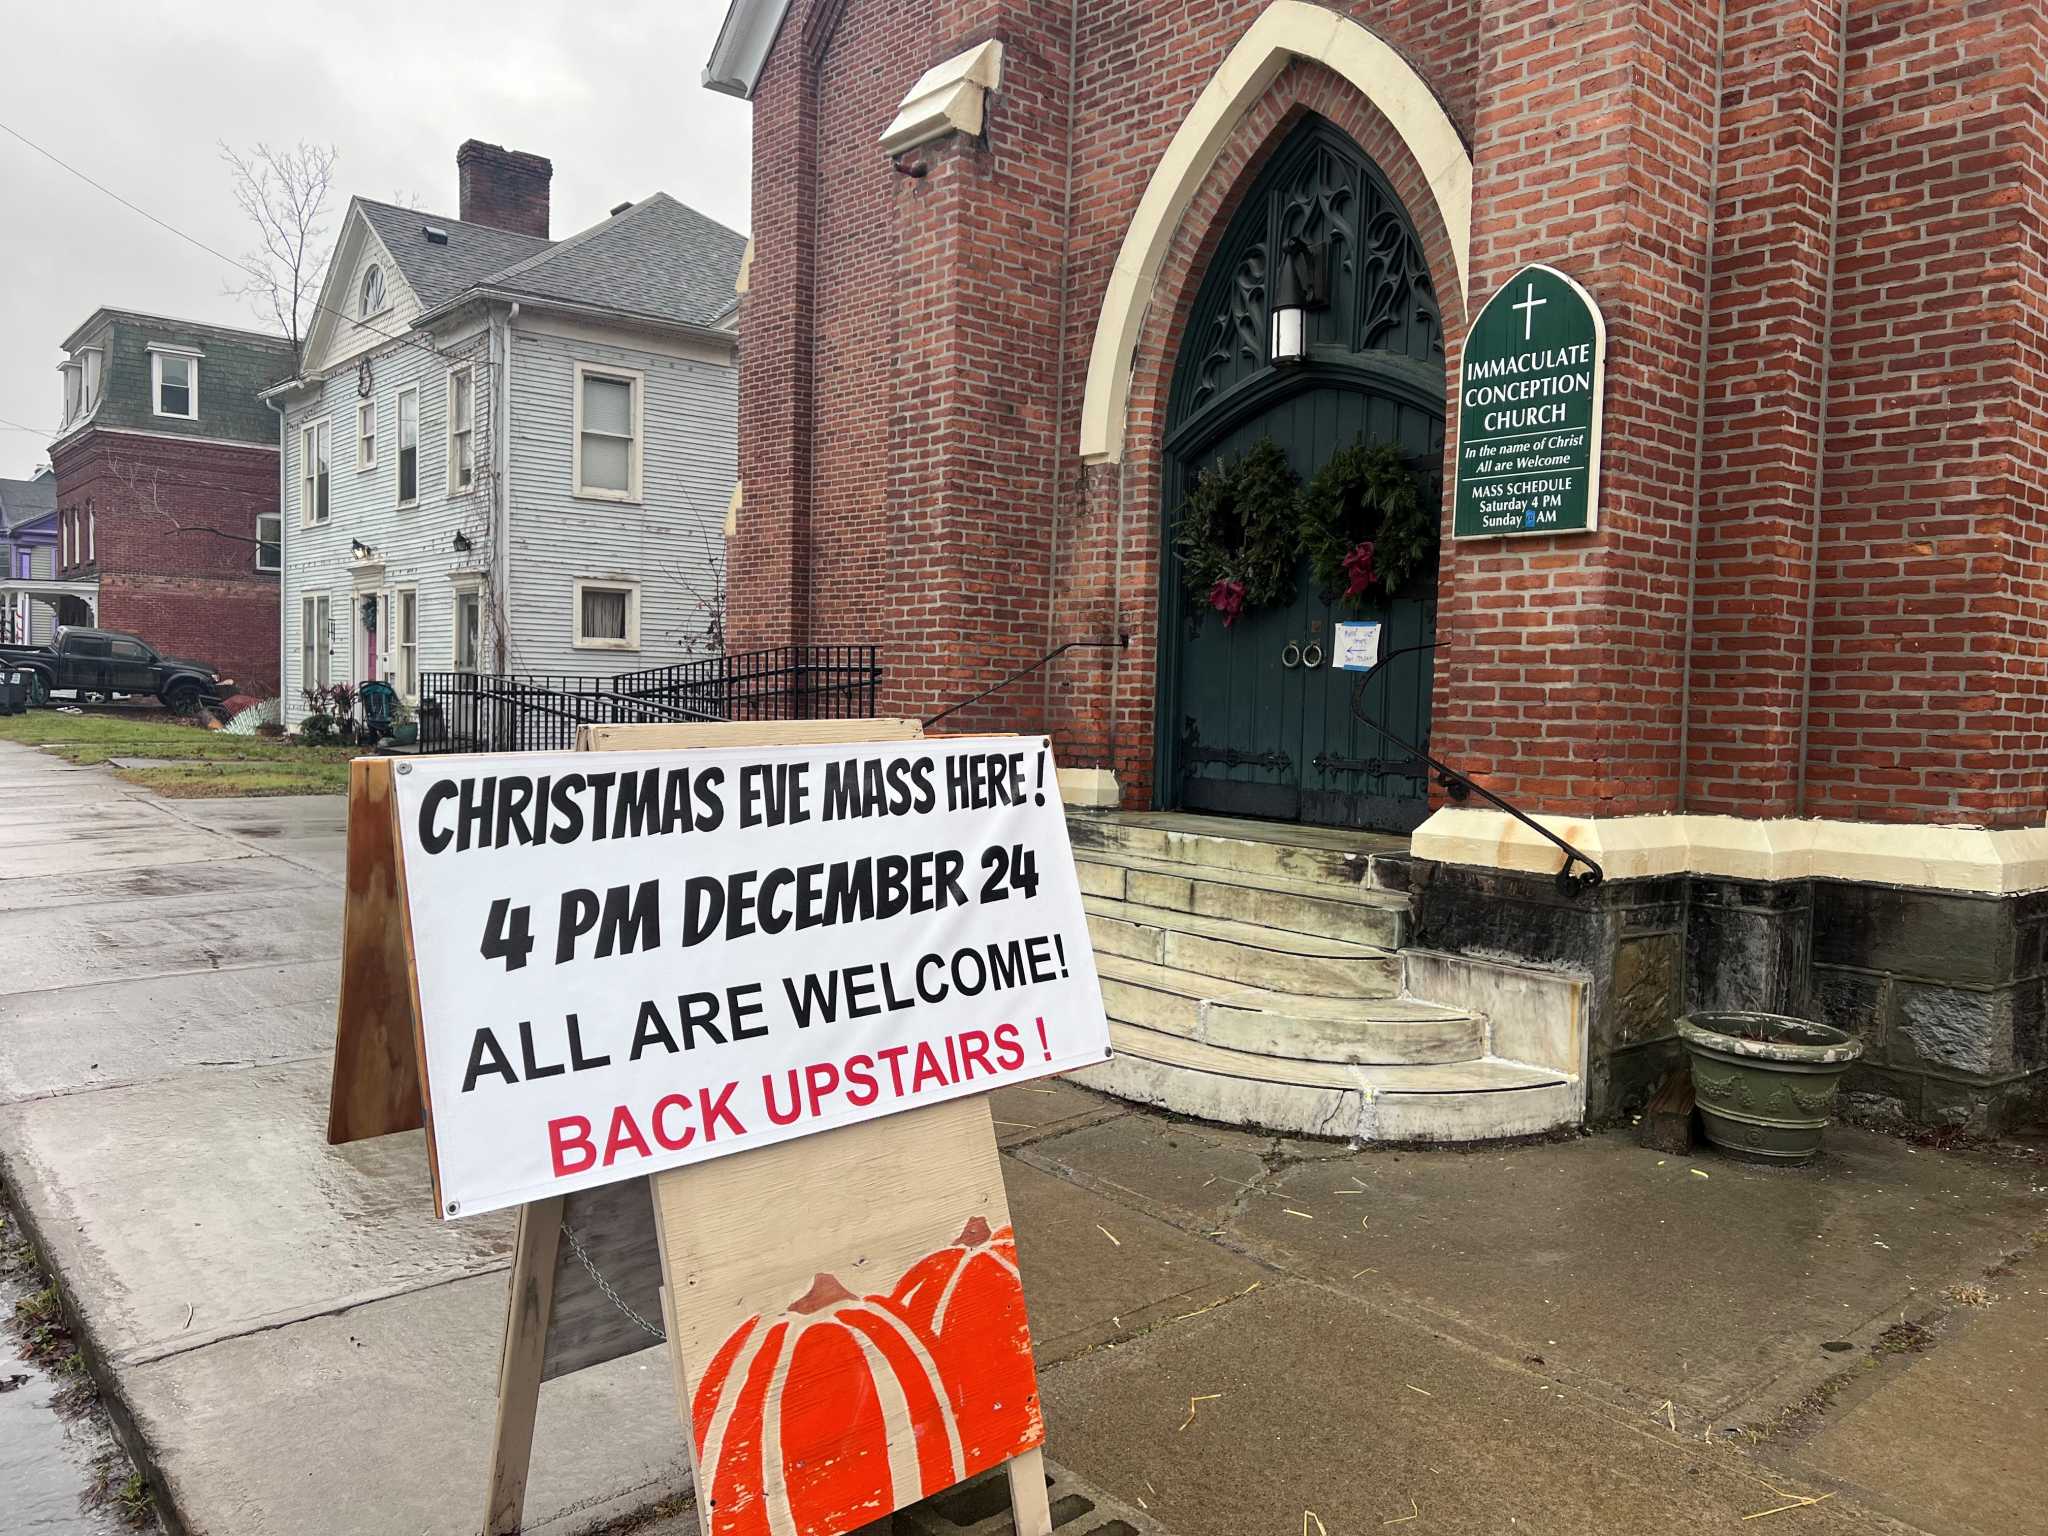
657,518,727,656
104,455,269,549
220,140,338,358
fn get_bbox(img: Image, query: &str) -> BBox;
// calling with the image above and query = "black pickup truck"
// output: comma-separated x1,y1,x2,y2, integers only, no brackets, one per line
0,626,234,713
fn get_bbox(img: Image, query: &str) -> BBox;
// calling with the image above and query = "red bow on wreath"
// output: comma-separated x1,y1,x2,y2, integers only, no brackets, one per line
1208,578,1248,627
1341,541,1377,599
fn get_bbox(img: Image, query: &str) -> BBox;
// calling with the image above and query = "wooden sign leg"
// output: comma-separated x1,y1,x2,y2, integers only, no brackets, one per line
485,1195,565,1536
1005,1448,1054,1536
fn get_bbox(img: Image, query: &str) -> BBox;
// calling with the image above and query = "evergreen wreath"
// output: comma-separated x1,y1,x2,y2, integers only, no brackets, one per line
1298,438,1437,604
1173,436,1300,628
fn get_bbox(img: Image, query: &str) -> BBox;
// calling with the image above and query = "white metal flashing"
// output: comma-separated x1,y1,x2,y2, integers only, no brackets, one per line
880,40,1005,155
704,0,791,98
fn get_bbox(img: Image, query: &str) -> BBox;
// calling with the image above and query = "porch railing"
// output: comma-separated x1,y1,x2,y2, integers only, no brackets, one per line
416,645,881,754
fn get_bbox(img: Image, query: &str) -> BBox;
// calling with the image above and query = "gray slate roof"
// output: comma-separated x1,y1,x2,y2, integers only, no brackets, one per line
0,472,56,533
475,194,748,330
373,193,746,334
355,200,553,313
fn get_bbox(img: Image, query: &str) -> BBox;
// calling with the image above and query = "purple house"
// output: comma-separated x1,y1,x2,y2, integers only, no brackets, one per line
0,469,84,646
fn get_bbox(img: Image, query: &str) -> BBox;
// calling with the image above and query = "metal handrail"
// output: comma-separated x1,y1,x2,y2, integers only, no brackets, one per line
471,688,722,726
1348,639,1603,894
923,635,1129,728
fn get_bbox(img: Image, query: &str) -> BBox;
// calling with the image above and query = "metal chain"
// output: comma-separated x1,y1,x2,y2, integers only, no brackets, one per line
559,1221,666,1342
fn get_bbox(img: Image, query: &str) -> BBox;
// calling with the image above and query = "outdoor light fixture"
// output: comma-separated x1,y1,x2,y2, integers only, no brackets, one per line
350,539,374,562
452,530,473,554
1270,236,1328,366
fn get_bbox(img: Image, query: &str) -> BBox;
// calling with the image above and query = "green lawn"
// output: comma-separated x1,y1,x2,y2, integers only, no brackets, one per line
0,709,357,796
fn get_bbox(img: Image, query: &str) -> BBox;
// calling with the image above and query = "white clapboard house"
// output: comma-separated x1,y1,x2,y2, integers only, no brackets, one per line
266,142,743,728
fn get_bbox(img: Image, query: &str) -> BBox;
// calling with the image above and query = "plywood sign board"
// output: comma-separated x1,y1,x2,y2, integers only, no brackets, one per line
650,1094,1043,1536
368,733,1110,1217
328,758,426,1146
329,721,1069,1536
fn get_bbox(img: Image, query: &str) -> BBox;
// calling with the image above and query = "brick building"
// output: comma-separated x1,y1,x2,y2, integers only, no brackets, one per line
706,1,2047,1135
49,310,297,695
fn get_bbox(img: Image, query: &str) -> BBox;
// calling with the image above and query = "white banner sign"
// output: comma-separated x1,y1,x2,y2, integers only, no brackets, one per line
391,737,1110,1217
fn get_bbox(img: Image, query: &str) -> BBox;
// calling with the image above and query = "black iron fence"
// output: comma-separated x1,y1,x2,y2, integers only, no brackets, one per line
416,645,881,754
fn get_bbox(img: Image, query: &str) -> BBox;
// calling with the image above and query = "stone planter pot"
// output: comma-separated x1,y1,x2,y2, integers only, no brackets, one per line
1678,1012,1863,1164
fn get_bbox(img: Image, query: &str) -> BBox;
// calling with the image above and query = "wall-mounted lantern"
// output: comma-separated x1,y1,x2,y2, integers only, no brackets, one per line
1270,236,1329,366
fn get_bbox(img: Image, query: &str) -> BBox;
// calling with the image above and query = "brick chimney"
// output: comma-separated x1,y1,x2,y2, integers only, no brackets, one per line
456,140,552,238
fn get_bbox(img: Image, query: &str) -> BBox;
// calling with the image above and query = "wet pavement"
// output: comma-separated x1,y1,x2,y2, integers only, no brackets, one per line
2,740,2046,1535
1,1238,131,1535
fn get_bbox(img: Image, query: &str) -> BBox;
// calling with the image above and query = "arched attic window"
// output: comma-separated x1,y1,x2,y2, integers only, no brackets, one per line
360,264,386,318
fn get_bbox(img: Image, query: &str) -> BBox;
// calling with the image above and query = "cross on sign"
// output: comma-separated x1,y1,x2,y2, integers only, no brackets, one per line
1512,282,1547,341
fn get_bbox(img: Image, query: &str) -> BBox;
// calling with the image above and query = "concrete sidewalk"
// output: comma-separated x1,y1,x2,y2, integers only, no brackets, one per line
2,738,2045,1535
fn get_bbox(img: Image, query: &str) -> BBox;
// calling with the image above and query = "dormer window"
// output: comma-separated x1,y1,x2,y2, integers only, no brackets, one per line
149,346,200,419
361,263,386,318
78,349,102,415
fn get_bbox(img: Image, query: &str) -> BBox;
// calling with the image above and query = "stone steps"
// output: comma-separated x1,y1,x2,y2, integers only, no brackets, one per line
1066,810,1585,1143
1084,897,1403,998
1076,1024,1579,1142
1096,954,1478,1065
1068,812,1397,887
1073,849,1407,949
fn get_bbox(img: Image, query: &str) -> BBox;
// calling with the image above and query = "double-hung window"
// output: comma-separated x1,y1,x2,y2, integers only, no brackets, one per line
357,401,376,470
396,386,419,506
300,594,331,691
573,364,643,501
572,578,639,651
447,368,474,493
256,513,281,573
300,419,331,525
151,348,199,418
453,588,482,672
394,588,418,701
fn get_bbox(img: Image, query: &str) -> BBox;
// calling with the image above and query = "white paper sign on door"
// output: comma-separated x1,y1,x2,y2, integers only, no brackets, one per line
1332,622,1384,671
391,736,1109,1217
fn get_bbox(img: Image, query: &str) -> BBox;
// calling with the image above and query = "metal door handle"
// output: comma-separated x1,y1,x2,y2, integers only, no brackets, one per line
1302,642,1324,668
1281,642,1302,669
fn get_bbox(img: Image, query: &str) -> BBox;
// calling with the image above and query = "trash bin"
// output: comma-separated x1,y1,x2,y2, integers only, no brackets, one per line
0,669,24,716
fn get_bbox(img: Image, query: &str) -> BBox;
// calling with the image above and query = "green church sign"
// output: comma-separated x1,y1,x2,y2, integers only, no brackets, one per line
1452,263,1606,538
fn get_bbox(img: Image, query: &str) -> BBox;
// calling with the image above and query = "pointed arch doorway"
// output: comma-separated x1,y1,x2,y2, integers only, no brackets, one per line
1157,115,1446,834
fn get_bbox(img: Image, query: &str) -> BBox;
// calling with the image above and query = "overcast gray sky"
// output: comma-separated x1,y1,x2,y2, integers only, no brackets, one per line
0,0,751,480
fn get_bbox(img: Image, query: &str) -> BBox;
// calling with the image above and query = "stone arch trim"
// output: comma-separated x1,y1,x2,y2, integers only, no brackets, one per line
1079,1,1471,464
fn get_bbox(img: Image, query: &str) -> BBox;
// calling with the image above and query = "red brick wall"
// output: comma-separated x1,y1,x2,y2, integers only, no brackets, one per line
1683,0,1845,818
51,429,281,693
1801,0,2045,824
1426,0,1722,819
732,0,2047,829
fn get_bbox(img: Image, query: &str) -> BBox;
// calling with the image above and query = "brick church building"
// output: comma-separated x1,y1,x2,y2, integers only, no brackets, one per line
705,1,2045,1137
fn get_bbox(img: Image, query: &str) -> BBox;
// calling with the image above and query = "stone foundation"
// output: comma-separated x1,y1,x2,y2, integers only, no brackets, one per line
1405,860,2048,1134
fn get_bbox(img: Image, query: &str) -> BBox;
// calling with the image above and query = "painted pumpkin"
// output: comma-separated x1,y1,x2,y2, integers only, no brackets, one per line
886,1217,1045,1467
690,1272,966,1536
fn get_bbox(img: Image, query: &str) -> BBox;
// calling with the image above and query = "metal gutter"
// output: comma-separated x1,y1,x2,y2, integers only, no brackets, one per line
703,0,791,98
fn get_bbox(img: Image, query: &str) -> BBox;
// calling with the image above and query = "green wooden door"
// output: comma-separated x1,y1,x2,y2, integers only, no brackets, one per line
1158,117,1446,832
